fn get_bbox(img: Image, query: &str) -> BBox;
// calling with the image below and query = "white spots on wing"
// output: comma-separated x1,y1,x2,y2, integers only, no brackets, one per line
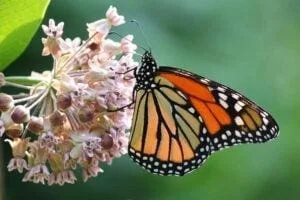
154,162,159,166
221,134,227,140
263,118,269,125
214,138,219,143
177,91,186,99
198,116,203,123
235,116,244,126
188,107,195,113
205,145,210,151
206,137,210,143
235,130,241,137
234,103,242,112
256,131,262,136
200,78,209,84
260,112,267,118
232,93,239,100
226,130,232,137
237,101,245,107
129,148,135,153
217,87,226,92
219,99,229,109
218,93,228,100
262,125,267,131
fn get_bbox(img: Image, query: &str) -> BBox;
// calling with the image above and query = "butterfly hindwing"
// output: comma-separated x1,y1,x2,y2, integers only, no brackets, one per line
128,75,211,176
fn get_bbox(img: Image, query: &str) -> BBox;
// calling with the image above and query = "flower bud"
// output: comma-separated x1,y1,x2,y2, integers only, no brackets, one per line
0,93,14,112
49,110,66,127
57,93,72,110
78,106,94,122
101,134,113,149
5,123,23,138
10,105,30,123
96,114,113,130
27,117,44,134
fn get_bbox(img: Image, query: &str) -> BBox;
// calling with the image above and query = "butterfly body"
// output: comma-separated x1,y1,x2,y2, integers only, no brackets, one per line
128,51,279,176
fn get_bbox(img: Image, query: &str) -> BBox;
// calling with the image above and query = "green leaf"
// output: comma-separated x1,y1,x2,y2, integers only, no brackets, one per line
0,0,50,71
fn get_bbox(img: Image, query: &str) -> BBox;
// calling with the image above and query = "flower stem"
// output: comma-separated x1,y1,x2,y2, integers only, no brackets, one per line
5,76,47,86
5,81,33,90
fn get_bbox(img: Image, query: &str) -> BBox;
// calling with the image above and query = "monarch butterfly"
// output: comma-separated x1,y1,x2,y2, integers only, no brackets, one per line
127,51,279,176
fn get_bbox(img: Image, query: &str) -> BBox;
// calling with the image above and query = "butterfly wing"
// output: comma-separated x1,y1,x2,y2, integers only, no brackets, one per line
158,66,279,152
128,75,211,176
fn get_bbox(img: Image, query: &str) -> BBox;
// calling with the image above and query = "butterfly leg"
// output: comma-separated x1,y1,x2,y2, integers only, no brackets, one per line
116,67,137,75
107,102,135,112
107,85,137,112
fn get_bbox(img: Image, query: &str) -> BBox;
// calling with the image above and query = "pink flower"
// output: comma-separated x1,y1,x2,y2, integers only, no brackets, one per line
106,6,125,26
82,159,103,182
38,131,61,152
70,133,102,160
7,158,28,173
121,35,137,53
1,5,136,185
109,129,129,157
42,19,64,38
48,170,77,186
87,6,125,38
59,37,81,54
22,164,50,184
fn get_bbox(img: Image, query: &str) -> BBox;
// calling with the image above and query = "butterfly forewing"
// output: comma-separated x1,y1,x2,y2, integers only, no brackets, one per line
159,67,279,152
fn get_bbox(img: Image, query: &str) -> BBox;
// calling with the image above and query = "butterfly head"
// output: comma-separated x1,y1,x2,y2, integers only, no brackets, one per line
135,51,158,90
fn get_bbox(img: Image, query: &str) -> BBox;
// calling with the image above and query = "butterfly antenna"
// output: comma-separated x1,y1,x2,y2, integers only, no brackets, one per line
108,31,148,53
130,19,152,53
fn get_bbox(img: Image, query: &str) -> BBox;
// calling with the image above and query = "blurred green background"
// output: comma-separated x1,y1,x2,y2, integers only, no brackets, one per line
2,0,300,199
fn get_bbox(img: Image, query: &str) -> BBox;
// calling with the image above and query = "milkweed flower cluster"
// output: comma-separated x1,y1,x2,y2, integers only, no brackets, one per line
0,6,137,185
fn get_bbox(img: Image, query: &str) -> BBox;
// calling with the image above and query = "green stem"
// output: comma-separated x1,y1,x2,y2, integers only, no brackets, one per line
5,76,47,86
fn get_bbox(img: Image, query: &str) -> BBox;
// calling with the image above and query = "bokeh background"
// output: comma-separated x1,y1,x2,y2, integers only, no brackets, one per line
1,0,300,199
